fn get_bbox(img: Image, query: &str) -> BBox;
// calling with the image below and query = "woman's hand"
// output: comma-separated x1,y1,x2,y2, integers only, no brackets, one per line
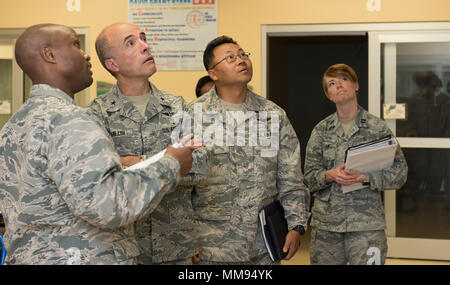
326,164,366,186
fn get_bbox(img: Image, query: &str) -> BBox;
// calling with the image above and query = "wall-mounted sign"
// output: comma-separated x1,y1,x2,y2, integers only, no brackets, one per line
383,103,406,119
0,100,11,115
366,0,381,12
128,0,218,71
66,0,81,12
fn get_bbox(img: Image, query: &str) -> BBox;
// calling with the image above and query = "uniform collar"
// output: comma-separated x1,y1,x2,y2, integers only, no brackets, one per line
198,86,270,127
102,82,169,122
30,84,77,105
206,86,265,113
327,106,369,137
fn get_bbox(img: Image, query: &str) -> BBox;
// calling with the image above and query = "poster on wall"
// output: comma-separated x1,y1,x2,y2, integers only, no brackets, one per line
128,0,218,71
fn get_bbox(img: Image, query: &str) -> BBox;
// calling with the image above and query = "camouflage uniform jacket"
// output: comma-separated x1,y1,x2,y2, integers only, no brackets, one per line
187,88,310,263
88,82,199,264
0,84,181,264
304,106,408,232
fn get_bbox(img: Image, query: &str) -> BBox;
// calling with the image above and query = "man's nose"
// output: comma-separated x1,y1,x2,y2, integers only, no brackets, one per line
236,55,245,65
84,51,91,61
141,41,151,54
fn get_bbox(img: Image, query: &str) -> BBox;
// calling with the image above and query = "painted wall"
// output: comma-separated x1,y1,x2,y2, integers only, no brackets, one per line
1,0,450,102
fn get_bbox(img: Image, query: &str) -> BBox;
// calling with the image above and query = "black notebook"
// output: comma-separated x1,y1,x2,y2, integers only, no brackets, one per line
258,200,288,262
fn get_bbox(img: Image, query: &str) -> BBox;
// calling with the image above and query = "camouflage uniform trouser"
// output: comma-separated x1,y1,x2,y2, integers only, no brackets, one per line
198,253,279,265
310,228,387,265
157,257,193,265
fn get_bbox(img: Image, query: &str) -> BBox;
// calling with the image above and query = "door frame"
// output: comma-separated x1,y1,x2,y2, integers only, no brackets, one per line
370,30,450,261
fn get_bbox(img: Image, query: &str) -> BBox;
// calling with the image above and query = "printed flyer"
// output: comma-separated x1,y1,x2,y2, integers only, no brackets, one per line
128,0,218,70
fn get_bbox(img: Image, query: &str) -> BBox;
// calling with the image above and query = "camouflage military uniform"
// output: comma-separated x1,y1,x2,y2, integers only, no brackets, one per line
186,88,310,264
0,84,181,265
89,82,199,264
304,106,408,265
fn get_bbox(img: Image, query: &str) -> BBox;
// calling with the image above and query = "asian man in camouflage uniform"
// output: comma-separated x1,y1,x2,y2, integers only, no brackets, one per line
304,63,408,265
0,24,197,265
186,36,310,264
89,23,204,264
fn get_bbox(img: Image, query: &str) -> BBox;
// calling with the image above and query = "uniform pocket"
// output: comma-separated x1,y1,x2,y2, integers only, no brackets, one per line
323,148,336,169
315,188,331,202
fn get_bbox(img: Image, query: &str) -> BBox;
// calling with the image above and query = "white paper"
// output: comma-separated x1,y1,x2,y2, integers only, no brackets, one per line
342,182,365,193
383,103,406,119
342,137,397,193
258,209,275,262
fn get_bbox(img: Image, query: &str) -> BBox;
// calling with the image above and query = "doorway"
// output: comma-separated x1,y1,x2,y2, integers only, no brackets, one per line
267,35,368,170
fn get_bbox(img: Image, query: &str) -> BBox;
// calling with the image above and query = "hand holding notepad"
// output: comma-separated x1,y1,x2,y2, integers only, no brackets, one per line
342,136,398,193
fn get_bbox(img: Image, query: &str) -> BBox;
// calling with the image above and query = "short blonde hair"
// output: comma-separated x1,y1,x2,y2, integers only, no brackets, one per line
322,63,358,98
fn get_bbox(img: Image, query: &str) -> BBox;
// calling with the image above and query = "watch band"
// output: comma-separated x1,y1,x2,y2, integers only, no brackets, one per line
292,225,305,235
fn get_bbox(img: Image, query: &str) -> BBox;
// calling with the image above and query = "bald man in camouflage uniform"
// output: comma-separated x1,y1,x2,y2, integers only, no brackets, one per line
89,23,205,264
186,36,310,264
0,24,196,265
304,64,407,265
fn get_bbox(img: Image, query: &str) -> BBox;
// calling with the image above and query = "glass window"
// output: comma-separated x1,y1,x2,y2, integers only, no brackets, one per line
382,42,450,138
396,147,450,240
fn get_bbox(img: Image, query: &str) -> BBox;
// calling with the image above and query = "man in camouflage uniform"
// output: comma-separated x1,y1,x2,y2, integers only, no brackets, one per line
0,24,196,265
89,23,204,264
304,64,408,265
186,36,310,264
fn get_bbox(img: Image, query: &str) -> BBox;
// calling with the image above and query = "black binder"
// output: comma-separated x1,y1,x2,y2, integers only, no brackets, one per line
258,200,288,262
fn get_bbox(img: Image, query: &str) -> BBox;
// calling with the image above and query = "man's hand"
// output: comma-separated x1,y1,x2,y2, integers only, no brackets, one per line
191,245,202,264
180,133,205,148
282,230,301,260
165,145,197,175
120,155,142,167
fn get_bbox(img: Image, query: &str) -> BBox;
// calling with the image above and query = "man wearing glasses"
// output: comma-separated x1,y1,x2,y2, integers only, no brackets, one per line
186,36,310,264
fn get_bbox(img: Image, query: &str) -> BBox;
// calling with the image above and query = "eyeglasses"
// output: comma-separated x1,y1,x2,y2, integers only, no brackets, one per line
209,52,251,70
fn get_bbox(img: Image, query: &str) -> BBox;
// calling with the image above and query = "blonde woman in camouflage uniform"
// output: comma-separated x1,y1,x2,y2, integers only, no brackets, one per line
304,63,408,265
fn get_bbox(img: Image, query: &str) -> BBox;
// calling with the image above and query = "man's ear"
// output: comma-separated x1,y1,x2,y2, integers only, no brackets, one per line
207,69,218,81
105,58,119,74
40,46,57,64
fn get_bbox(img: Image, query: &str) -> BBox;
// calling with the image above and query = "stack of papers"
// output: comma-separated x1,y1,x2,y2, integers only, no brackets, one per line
124,142,183,171
343,136,397,193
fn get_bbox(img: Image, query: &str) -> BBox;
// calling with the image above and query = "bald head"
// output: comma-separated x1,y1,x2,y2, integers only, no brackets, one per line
15,24,74,81
95,22,152,78
96,23,136,77
15,23,93,97
95,23,117,76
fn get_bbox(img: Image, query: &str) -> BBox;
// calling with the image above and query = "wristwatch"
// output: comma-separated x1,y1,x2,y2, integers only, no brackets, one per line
292,225,305,235
361,174,370,186
362,177,370,186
